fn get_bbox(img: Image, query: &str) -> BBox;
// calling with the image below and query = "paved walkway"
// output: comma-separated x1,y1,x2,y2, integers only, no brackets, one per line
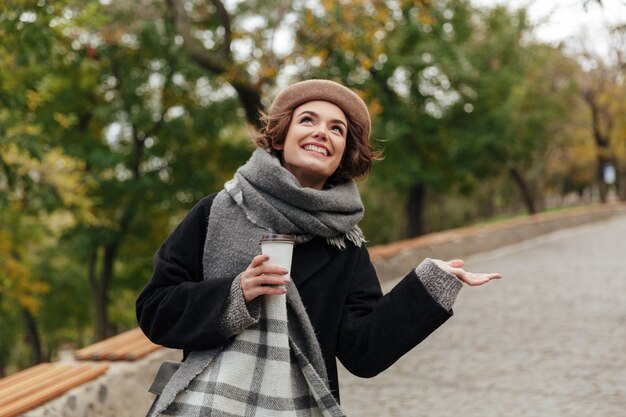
338,214,626,417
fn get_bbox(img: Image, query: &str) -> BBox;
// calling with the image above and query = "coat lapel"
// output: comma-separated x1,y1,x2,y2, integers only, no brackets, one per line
291,238,330,286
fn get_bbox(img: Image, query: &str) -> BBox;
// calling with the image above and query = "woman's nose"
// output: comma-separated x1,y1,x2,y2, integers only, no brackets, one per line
313,126,329,140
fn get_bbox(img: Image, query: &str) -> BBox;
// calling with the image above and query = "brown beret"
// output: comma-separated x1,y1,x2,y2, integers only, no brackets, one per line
269,79,371,144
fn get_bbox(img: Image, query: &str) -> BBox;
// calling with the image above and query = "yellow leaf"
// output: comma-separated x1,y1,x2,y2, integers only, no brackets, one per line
54,112,72,129
5,258,30,282
26,90,43,111
320,0,334,12
18,295,40,314
368,98,383,118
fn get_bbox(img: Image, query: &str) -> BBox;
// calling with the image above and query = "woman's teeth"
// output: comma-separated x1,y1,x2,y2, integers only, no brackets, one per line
303,144,328,156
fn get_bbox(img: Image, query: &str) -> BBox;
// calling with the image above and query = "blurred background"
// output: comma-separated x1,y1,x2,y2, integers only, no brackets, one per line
1,0,625,376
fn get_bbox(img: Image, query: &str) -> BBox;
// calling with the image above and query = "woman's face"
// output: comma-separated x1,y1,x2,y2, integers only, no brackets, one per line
273,100,348,190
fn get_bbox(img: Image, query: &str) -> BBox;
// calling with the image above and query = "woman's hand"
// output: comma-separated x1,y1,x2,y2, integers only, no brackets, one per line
431,259,501,286
240,254,291,303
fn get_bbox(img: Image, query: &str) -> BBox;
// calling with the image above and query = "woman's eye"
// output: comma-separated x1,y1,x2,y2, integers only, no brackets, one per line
300,116,313,124
331,126,345,135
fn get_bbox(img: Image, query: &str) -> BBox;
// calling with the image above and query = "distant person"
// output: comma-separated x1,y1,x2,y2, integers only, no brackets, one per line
136,79,501,416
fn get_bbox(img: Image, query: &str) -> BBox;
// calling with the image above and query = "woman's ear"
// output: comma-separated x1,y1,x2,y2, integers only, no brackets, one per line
271,141,284,151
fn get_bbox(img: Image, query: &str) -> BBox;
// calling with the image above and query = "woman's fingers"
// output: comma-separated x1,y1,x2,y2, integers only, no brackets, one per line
242,277,289,303
460,271,502,286
241,256,290,303
242,283,288,303
245,273,291,288
244,255,289,280
432,258,465,271
448,259,465,268
431,258,502,286
249,254,270,268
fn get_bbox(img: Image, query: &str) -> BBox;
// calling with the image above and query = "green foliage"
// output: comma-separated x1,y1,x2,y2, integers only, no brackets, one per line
291,0,591,241
0,0,255,368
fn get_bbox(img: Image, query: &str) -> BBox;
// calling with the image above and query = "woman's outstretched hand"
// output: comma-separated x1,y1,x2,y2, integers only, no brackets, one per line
431,259,501,286
240,254,290,303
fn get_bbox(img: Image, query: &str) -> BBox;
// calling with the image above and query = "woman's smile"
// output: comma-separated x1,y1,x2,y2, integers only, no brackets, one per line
302,143,330,157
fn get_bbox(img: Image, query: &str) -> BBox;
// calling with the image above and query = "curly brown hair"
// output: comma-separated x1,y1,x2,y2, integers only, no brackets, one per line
254,109,382,184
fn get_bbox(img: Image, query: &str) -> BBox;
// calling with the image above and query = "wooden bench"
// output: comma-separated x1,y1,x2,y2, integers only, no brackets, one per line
0,362,109,417
74,327,160,361
0,328,161,416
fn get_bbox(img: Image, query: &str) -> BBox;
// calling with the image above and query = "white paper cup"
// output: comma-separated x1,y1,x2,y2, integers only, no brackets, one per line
260,234,295,287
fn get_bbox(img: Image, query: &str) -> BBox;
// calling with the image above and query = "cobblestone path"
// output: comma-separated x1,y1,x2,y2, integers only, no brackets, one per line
338,214,626,417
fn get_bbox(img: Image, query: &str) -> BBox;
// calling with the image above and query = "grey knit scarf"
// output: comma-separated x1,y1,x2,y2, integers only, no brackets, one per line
222,148,365,249
149,149,365,416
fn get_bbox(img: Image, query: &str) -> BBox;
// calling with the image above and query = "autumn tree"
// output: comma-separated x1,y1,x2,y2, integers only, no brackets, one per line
291,0,460,236
445,6,583,214
290,0,580,236
574,24,626,202
1,0,251,352
52,1,249,340
0,0,91,372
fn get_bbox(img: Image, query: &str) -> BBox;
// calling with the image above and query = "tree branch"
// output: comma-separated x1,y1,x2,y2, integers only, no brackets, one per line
166,0,228,74
165,0,268,128
209,0,232,62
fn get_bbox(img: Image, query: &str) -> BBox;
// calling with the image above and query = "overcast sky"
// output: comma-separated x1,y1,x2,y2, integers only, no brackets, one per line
470,0,626,58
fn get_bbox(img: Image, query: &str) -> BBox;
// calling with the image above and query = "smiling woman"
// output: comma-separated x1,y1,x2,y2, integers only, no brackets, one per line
136,79,501,417
255,79,376,185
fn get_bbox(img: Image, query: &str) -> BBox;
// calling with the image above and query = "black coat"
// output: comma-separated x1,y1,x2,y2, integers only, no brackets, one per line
136,194,452,400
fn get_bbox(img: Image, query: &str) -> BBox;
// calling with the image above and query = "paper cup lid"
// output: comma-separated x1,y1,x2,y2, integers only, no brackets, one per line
260,234,295,243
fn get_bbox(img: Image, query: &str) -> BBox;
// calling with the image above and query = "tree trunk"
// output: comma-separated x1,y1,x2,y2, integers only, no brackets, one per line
21,306,44,365
88,248,103,340
232,82,264,129
91,242,120,341
582,89,613,204
618,165,626,201
596,156,610,203
406,182,426,237
9,243,45,365
481,191,495,218
509,166,537,215
86,56,144,340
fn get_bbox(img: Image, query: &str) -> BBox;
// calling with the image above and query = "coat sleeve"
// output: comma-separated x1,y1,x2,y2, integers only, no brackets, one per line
336,246,453,378
135,194,232,351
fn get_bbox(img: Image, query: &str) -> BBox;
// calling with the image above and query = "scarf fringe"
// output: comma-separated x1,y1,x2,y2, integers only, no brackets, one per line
326,226,365,250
